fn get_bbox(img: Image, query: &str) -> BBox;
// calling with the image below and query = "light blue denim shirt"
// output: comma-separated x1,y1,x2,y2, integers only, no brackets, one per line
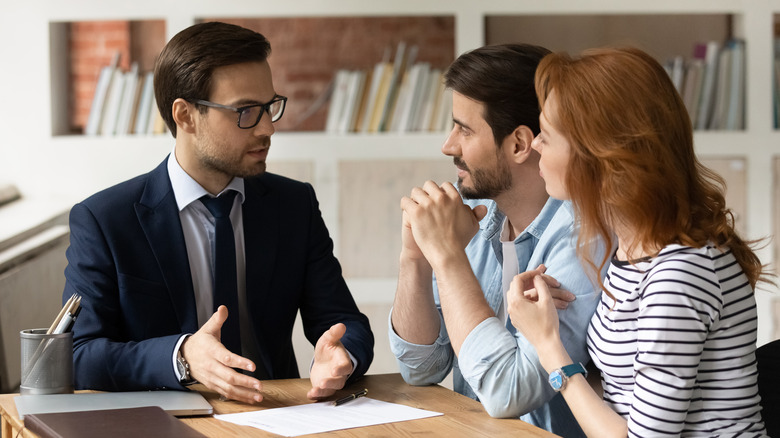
389,197,600,438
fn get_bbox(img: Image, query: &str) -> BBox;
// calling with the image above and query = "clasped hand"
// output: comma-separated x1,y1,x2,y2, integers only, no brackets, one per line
399,180,486,268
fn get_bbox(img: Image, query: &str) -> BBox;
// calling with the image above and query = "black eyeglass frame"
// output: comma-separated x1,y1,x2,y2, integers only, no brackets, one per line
190,95,287,128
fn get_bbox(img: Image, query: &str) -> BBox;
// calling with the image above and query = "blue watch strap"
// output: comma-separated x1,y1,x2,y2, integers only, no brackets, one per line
560,362,588,379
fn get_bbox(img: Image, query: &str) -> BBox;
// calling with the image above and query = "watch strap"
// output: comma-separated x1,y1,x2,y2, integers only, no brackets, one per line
560,362,588,379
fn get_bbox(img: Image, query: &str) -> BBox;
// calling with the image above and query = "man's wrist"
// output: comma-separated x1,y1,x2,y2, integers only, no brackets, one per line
427,250,469,276
173,334,196,385
309,348,358,379
399,249,432,269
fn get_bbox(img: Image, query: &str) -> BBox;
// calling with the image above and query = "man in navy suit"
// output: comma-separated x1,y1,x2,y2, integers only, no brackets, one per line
63,21,374,404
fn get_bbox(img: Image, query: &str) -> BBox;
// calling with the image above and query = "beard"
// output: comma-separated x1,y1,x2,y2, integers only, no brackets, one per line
455,156,512,200
199,152,266,179
195,127,269,179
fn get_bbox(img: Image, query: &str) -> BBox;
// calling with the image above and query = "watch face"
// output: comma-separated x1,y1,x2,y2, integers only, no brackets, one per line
549,370,564,390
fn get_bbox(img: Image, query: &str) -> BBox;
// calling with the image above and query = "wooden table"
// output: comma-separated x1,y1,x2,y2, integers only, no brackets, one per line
0,373,558,437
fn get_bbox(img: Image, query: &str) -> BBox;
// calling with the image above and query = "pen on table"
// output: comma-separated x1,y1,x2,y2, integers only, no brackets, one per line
332,388,368,406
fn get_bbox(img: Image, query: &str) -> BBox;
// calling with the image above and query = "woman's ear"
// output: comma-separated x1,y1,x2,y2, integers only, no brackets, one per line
172,98,197,134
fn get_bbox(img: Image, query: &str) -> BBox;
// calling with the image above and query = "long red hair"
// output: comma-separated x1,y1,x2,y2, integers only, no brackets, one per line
534,47,768,295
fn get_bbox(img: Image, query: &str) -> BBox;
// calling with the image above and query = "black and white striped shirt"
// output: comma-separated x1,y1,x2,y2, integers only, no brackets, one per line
587,244,767,437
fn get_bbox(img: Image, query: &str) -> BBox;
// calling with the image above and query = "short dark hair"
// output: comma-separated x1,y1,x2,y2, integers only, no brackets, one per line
444,43,550,144
154,21,272,137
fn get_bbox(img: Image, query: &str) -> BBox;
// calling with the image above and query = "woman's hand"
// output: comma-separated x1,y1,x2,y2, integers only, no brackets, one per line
507,269,562,350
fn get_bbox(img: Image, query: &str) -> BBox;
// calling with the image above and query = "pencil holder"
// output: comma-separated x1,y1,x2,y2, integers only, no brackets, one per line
19,329,74,395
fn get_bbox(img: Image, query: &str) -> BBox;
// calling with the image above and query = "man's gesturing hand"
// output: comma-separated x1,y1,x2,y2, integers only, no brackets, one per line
307,323,353,400
181,305,263,404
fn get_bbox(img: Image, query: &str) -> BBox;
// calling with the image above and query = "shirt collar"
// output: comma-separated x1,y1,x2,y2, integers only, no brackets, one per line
482,196,563,243
167,145,246,212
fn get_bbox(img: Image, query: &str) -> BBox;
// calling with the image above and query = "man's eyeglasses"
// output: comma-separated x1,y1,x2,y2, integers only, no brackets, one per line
191,95,287,128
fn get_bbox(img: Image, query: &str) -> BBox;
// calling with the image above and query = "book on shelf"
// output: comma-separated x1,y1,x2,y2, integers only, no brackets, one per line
724,39,745,130
366,63,395,133
359,49,391,133
326,42,451,134
351,68,373,132
392,62,431,132
83,57,168,137
708,43,732,130
84,52,120,136
99,66,127,136
134,72,155,135
694,41,721,131
417,68,443,132
325,70,351,133
682,56,705,126
665,39,746,131
378,42,415,132
115,62,140,136
665,55,685,95
435,88,453,133
339,70,367,134
125,68,145,135
389,62,420,132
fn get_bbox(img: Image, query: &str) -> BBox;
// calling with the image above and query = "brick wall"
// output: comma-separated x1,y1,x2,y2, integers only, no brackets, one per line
69,21,132,133
68,17,455,133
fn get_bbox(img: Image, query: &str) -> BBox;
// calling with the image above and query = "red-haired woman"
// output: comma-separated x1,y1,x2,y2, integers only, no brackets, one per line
508,47,769,437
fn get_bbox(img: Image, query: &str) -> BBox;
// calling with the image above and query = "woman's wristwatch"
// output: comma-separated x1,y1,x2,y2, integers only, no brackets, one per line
548,362,587,392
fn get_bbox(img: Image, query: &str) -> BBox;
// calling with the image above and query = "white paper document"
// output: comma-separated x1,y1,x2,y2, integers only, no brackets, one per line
215,397,442,436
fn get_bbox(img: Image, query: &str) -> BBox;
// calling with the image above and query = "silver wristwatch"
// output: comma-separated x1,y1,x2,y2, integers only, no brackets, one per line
176,348,196,386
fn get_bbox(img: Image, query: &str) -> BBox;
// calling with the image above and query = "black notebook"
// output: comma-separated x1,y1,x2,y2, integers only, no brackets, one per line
24,406,206,438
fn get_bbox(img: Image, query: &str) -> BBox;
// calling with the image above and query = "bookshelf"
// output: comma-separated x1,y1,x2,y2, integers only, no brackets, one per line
1,1,778,350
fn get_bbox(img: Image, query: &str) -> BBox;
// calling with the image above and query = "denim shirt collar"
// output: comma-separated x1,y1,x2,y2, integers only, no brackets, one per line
479,197,564,262
481,197,562,241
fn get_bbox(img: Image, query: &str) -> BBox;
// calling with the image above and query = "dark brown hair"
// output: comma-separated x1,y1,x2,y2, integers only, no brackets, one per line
535,47,768,293
445,43,551,144
154,21,271,137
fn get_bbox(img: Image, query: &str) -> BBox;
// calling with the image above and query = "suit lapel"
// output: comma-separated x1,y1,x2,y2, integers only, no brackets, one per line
135,158,199,333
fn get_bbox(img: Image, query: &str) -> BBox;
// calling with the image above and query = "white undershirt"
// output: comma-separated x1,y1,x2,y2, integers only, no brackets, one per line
497,217,519,325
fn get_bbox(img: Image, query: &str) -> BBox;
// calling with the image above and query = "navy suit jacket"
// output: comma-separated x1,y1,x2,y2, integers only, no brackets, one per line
64,157,374,391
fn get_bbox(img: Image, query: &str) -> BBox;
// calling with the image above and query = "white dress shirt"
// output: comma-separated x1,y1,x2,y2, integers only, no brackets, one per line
167,146,246,379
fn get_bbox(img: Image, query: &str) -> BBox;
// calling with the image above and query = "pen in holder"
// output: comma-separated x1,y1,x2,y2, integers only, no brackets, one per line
19,293,80,395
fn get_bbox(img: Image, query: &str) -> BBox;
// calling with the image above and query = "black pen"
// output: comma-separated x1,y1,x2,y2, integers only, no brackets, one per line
332,388,368,406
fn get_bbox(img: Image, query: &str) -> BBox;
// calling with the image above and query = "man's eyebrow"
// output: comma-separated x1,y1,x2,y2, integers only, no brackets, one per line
452,116,472,131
